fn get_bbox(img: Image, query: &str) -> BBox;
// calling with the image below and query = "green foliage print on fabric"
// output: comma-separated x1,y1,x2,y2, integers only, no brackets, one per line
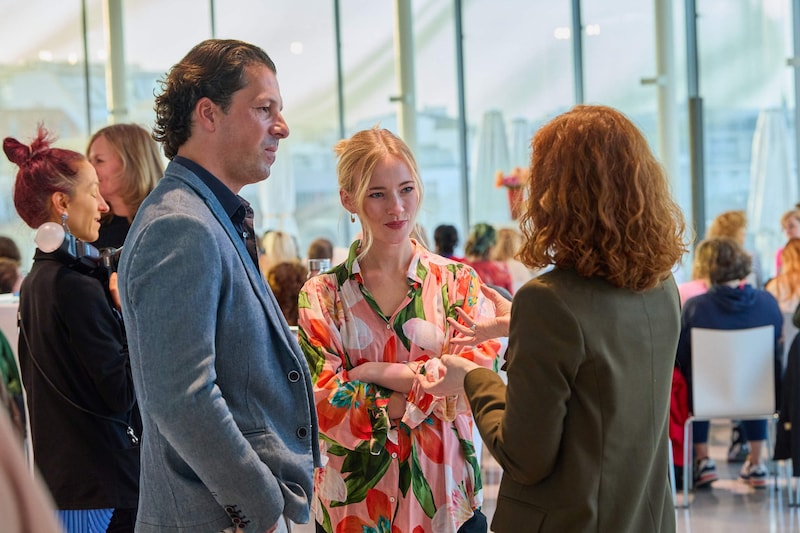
297,328,325,378
331,441,392,507
457,428,482,493
410,445,437,518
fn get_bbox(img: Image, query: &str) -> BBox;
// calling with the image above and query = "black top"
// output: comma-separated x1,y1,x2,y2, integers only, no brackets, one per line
18,249,140,509
92,215,130,250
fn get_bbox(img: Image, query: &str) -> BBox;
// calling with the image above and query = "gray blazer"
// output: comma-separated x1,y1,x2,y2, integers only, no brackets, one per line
119,161,320,533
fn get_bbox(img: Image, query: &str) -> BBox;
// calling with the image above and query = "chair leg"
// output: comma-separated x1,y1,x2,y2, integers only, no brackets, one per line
668,439,677,506
682,417,694,507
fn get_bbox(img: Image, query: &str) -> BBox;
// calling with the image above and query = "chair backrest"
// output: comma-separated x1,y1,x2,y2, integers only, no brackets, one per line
691,325,775,418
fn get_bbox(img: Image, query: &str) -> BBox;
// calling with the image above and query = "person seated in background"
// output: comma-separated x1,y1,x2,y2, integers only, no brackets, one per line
777,204,800,275
266,261,307,327
706,209,763,288
492,227,539,293
259,229,300,274
678,238,714,306
433,223,465,261
306,237,333,262
676,237,782,489
0,236,24,294
767,238,800,313
464,222,514,295
0,258,19,294
87,123,163,249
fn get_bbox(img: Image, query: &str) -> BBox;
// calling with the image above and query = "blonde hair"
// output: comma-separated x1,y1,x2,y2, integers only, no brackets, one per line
781,204,800,228
87,123,163,222
260,231,299,272
706,210,746,244
492,228,523,262
771,238,800,302
334,126,423,261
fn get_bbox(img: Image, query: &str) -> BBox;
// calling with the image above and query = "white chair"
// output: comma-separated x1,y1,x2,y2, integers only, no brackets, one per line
680,325,778,506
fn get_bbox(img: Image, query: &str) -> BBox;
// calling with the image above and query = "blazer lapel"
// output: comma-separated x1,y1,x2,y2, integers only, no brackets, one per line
172,169,304,362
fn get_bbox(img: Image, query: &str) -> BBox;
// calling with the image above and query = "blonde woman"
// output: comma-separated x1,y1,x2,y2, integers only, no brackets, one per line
298,127,500,533
87,123,163,249
491,227,538,293
767,238,800,313
777,205,800,275
259,230,300,274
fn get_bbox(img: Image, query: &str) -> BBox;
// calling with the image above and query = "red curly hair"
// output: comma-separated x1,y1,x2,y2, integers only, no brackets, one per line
518,105,688,291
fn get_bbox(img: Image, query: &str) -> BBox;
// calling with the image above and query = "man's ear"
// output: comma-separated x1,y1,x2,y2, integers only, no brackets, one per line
194,97,219,132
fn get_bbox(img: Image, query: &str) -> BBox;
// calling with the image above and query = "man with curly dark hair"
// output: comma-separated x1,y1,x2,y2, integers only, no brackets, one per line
119,39,319,533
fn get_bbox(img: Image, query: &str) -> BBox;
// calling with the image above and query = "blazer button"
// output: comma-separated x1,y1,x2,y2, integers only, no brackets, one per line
288,369,301,382
296,426,309,439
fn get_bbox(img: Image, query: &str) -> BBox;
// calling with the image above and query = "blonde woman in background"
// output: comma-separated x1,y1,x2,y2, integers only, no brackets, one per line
767,238,800,313
87,123,164,249
706,210,763,288
777,205,800,275
491,227,539,293
678,239,714,305
259,230,300,274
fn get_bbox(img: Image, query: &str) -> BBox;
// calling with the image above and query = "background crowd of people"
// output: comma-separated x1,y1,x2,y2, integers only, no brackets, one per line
2,36,800,533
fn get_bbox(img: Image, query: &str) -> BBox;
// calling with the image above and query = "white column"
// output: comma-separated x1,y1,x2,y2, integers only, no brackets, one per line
103,0,127,124
653,0,681,203
393,0,417,153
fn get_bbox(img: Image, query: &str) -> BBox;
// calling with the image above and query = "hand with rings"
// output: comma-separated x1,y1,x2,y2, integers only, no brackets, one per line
448,285,511,347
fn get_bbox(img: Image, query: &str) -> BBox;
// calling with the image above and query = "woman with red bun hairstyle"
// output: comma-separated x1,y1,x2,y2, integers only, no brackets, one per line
4,126,140,533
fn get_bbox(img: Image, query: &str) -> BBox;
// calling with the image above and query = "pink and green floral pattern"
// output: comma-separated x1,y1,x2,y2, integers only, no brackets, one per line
298,240,500,533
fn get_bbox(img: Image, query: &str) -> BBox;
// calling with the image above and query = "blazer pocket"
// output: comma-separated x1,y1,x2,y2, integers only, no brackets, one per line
491,494,546,533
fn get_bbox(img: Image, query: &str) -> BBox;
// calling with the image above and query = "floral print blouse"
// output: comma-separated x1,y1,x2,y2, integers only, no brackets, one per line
298,240,501,533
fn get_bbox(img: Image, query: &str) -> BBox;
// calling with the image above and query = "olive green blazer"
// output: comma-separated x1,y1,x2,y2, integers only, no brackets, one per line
466,268,678,533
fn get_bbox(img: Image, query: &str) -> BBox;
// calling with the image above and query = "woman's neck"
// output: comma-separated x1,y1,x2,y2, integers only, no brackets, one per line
359,240,414,275
108,199,131,219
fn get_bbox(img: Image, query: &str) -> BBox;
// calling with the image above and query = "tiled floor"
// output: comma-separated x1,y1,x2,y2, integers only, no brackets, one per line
297,420,800,532
675,420,800,533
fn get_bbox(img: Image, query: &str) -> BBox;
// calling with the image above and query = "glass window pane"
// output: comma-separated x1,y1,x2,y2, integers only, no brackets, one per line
215,0,342,256
462,0,574,237
697,0,795,279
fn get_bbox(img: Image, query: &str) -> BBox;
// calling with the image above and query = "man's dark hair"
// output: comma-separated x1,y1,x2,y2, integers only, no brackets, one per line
153,39,276,159
433,225,459,256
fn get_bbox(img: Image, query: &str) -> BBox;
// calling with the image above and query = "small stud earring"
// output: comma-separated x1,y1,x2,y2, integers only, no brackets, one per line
350,213,356,223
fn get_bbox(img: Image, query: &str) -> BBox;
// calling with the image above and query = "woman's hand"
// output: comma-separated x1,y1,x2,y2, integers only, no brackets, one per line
109,272,122,311
415,355,479,396
387,391,407,419
448,284,511,346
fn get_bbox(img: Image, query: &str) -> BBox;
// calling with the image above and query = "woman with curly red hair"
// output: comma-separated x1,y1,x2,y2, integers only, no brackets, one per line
420,105,688,532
